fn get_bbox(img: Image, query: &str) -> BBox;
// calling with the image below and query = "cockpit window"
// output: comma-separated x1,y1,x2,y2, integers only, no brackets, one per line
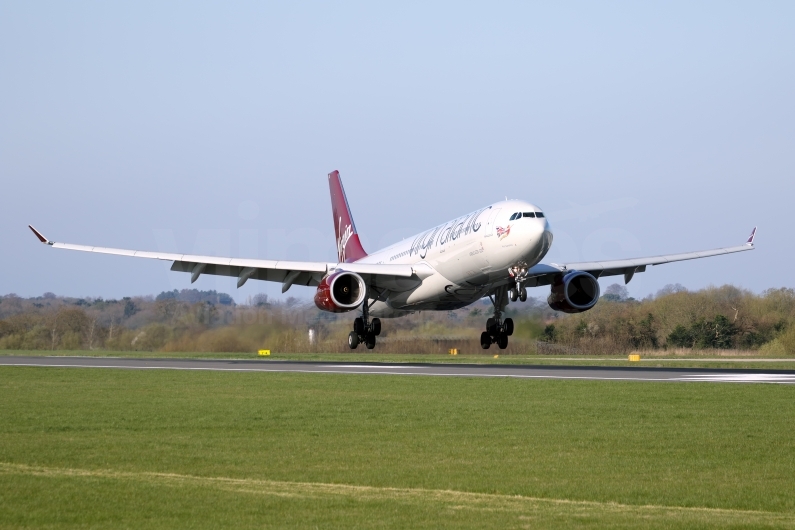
509,212,518,221
523,212,535,218
535,212,545,218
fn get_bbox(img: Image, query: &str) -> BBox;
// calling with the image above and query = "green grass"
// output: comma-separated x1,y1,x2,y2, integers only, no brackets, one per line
3,348,795,371
2,367,795,528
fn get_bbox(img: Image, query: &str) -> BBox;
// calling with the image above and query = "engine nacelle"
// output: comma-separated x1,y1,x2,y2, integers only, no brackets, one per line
314,270,367,313
548,271,600,313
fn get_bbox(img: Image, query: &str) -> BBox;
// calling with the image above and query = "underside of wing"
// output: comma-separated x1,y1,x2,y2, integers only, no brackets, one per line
29,225,423,293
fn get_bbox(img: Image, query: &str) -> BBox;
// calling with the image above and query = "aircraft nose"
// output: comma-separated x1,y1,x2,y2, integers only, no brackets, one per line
523,221,545,247
515,219,552,264
528,220,553,262
540,224,553,255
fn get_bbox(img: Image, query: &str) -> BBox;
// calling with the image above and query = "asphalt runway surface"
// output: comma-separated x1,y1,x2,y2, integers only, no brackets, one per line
2,356,795,384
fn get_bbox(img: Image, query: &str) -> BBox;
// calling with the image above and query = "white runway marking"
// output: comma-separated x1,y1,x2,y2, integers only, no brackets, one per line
322,365,421,369
2,358,795,384
0,362,660,380
674,374,795,384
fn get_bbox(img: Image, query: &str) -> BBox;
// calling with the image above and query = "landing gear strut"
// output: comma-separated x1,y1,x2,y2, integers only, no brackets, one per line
481,286,513,350
348,298,381,350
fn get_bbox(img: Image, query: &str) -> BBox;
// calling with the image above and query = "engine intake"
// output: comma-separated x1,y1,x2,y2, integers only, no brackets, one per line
548,271,600,313
314,270,367,313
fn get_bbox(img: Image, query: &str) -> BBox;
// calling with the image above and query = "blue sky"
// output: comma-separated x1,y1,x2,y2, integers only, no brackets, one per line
1,1,792,302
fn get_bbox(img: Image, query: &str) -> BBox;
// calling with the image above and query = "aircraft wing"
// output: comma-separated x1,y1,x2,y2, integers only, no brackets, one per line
28,226,422,293
527,228,756,286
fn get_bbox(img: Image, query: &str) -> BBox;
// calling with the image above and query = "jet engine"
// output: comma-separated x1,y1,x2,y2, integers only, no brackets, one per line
547,271,600,313
314,270,367,313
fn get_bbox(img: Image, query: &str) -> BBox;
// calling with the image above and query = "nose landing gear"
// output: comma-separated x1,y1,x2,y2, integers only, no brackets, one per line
481,286,513,350
508,286,527,302
348,299,381,350
508,264,529,302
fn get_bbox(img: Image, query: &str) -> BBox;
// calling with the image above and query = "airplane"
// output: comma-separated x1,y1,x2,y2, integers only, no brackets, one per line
28,170,756,350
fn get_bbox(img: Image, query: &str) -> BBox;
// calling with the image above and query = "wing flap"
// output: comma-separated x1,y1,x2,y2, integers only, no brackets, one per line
336,262,415,278
169,260,327,287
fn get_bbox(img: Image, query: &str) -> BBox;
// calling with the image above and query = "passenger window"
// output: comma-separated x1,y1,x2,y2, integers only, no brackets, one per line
523,212,535,218
535,212,544,218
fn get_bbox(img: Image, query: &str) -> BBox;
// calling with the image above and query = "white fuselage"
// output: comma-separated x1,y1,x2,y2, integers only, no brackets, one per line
357,200,553,316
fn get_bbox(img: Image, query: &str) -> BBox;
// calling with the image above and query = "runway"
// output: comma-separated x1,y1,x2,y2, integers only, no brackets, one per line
2,356,795,384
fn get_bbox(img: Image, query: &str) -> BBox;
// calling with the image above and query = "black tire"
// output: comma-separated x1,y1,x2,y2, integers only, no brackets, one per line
503,318,514,336
354,317,365,335
365,333,376,350
348,331,359,349
519,287,527,302
486,318,498,335
509,288,518,302
480,331,491,349
497,333,509,349
371,318,381,336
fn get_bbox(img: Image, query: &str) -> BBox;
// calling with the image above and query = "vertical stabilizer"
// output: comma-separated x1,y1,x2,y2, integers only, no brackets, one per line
328,170,368,263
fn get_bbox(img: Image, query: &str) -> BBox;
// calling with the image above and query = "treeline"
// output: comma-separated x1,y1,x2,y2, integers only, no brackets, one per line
0,285,793,355
539,285,795,355
0,290,326,353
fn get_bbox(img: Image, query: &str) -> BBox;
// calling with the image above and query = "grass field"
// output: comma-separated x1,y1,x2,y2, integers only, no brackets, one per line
3,349,795,371
2,366,795,528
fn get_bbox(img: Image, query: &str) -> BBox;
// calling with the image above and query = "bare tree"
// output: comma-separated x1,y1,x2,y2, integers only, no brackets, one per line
603,284,629,301
50,317,59,350
87,317,97,350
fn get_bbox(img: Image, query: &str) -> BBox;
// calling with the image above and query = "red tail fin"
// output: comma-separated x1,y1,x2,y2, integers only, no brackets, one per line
328,170,368,263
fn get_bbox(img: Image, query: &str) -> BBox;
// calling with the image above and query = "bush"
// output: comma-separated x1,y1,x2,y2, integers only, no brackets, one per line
666,315,737,349
134,324,171,351
541,324,557,342
198,328,252,353
667,325,693,348
780,326,795,355
628,314,659,349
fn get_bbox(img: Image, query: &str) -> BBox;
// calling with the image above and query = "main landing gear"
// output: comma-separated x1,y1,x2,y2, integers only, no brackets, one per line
481,286,513,350
348,299,381,350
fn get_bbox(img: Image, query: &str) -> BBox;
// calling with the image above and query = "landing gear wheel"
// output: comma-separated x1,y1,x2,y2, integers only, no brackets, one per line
485,286,511,350
480,331,491,350
519,287,527,302
365,333,376,349
509,288,518,302
349,295,382,350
